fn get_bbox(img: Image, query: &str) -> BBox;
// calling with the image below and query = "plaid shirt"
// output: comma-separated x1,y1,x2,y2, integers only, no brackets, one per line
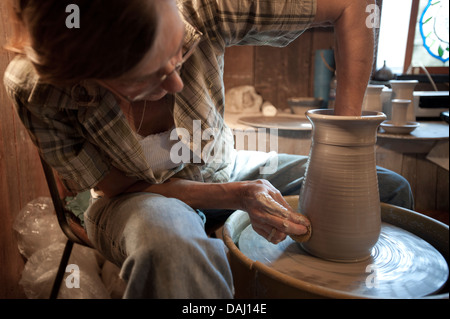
4,0,315,193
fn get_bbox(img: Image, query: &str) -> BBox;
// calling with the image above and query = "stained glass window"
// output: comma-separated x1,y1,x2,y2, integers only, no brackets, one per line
411,0,449,67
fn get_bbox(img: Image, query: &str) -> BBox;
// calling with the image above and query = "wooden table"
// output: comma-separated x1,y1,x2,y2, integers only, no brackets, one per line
226,113,449,222
376,121,449,220
224,111,312,155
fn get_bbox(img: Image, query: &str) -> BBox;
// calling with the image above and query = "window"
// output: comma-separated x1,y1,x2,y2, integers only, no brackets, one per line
411,0,449,66
376,0,449,75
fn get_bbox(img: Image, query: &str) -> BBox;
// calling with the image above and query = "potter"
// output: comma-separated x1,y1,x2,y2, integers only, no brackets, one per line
6,0,416,298
299,109,386,262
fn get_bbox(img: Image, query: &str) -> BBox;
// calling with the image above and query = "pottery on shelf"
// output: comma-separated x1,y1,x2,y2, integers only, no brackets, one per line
389,80,418,122
288,97,323,116
391,99,411,126
373,61,394,81
299,109,386,262
380,121,420,134
362,84,385,112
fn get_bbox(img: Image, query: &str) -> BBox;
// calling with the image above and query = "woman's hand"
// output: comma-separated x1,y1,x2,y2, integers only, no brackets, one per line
96,170,309,244
239,179,310,244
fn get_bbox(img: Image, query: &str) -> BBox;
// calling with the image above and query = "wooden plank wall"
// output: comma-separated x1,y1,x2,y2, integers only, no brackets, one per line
0,1,50,298
0,4,335,299
224,28,335,110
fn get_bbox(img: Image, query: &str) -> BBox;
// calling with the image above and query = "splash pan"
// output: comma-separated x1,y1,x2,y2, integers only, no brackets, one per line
224,198,449,299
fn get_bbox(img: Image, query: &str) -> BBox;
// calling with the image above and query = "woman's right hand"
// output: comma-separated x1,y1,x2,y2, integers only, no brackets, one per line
98,172,310,244
238,179,310,244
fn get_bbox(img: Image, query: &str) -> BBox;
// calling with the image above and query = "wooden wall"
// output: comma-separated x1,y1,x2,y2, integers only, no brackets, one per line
0,5,334,298
224,28,335,110
0,1,50,298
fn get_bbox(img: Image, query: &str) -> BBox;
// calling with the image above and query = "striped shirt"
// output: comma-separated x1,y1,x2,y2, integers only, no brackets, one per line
4,0,315,193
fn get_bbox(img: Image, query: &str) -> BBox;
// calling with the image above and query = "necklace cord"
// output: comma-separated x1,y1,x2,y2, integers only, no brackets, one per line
136,100,147,133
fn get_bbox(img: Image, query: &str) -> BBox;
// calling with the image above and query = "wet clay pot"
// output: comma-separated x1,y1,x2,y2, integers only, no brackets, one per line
300,109,386,262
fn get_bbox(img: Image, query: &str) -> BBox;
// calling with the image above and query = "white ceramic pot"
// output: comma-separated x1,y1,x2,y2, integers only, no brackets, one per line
391,99,411,126
299,109,386,262
362,84,385,112
389,80,418,121
288,97,323,116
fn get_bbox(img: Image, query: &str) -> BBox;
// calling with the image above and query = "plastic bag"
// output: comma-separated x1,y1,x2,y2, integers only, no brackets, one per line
13,197,66,259
225,85,263,113
101,260,127,299
15,197,125,298
19,242,111,299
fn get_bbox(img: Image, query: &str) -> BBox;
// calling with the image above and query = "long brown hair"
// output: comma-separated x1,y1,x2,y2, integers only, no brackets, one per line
6,0,158,85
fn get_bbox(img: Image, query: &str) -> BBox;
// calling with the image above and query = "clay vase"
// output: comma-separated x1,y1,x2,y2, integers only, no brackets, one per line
299,109,386,262
389,80,418,122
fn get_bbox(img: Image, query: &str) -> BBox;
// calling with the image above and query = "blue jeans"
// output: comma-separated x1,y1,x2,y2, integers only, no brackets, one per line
84,151,414,298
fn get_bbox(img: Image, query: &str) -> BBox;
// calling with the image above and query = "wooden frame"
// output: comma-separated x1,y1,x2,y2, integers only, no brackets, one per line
403,0,449,74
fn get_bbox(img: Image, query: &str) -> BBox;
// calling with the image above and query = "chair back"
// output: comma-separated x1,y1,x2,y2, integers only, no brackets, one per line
39,156,92,247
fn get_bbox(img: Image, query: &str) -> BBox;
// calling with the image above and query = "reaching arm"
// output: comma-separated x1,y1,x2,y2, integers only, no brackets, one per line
313,0,375,115
95,167,310,243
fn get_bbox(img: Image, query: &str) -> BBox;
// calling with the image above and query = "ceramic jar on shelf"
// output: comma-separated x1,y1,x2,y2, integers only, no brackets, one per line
391,99,411,126
362,84,385,112
389,80,418,122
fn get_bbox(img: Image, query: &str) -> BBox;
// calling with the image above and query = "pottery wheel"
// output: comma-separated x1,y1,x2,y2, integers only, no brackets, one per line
239,222,448,298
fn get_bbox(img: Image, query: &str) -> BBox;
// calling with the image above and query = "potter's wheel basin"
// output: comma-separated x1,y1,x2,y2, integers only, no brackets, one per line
223,198,449,299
